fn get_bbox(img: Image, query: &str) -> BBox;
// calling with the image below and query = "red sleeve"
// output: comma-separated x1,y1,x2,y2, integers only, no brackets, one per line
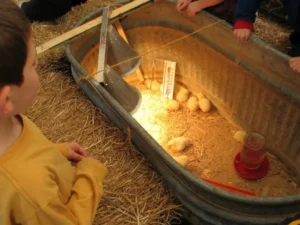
233,20,255,32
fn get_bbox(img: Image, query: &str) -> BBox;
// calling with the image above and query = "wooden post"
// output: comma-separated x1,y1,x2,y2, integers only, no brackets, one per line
36,0,153,56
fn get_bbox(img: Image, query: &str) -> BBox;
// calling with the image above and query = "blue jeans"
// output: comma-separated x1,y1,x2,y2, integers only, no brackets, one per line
282,0,300,29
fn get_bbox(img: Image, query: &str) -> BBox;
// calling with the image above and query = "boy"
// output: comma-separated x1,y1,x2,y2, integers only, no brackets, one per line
177,0,237,24
19,0,87,21
0,0,107,224
233,0,300,73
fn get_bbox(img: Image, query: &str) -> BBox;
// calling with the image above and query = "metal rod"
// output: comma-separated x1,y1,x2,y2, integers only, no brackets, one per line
96,6,112,83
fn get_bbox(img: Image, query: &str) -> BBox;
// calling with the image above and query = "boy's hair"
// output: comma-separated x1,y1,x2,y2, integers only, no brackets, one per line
0,0,30,88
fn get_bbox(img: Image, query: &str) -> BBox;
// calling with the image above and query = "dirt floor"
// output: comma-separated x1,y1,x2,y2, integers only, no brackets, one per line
12,0,298,224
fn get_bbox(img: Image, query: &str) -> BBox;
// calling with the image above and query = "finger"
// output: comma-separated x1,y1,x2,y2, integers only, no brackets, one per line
177,3,182,11
241,33,246,42
242,33,247,42
70,152,83,162
75,147,88,157
187,8,194,17
238,34,243,42
290,57,300,65
236,32,242,42
70,142,82,151
290,60,299,68
294,66,299,73
243,32,249,42
240,31,246,42
178,3,187,11
239,33,244,42
234,31,240,41
291,64,298,73
290,58,297,63
246,31,251,41
71,142,88,157
289,61,295,69
294,64,300,73
182,2,188,8
187,8,191,16
69,141,80,149
82,149,88,157
290,60,296,67
72,144,83,152
71,143,87,155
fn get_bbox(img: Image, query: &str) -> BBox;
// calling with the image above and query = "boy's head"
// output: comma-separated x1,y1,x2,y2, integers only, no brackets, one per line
0,0,39,117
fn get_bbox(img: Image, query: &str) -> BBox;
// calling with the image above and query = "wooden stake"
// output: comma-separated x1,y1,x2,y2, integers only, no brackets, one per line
36,0,153,56
114,20,145,82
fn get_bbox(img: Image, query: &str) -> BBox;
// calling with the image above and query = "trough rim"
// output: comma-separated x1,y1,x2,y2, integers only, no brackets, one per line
65,3,300,210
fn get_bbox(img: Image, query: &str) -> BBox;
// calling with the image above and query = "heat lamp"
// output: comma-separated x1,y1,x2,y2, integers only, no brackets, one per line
96,6,142,115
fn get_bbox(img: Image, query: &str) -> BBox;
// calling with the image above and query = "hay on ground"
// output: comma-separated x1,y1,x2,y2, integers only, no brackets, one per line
255,15,291,53
11,0,293,224
13,0,180,224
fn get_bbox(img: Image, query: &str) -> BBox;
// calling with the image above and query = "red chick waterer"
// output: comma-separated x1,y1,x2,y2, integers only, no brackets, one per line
234,132,270,180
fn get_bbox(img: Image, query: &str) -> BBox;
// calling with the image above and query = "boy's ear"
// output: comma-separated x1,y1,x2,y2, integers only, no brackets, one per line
0,86,14,115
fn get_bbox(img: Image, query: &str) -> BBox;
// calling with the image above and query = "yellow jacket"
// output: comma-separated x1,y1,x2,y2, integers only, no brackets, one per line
0,116,107,225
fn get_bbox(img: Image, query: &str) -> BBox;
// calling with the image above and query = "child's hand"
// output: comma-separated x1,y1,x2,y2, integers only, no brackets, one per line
177,0,192,12
67,142,88,165
289,57,300,73
233,29,252,42
187,1,203,17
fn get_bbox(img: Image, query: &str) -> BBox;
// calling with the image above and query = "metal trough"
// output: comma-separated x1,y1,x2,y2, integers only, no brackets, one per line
65,1,300,224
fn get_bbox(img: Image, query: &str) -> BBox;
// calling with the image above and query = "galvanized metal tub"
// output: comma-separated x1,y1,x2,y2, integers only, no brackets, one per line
65,1,300,224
